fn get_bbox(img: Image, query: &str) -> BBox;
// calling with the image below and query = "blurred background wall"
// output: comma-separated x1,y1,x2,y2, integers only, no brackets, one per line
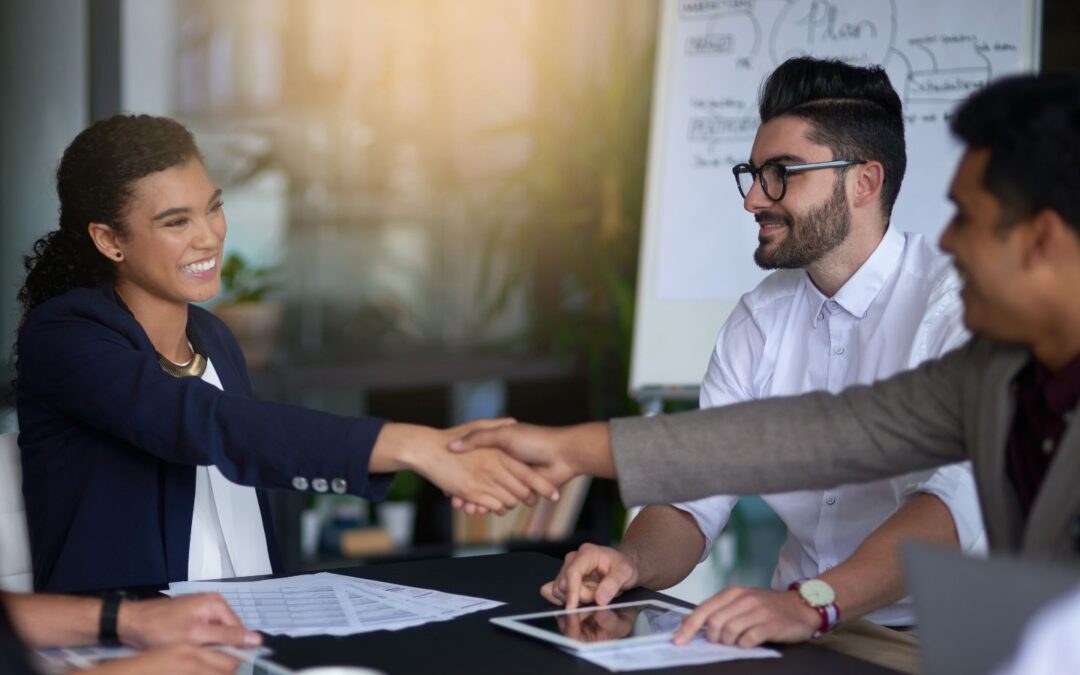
1,0,658,419
1,2,89,433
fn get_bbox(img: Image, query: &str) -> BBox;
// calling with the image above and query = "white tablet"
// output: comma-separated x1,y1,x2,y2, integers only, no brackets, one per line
490,600,691,652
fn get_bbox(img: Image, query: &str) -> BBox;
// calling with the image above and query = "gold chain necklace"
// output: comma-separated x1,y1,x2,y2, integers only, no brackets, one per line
157,351,207,378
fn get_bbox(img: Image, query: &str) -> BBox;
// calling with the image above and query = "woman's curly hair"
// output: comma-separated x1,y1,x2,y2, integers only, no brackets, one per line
16,114,200,319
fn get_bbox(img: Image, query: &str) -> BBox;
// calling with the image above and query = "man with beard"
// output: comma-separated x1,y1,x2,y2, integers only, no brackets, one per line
532,57,985,672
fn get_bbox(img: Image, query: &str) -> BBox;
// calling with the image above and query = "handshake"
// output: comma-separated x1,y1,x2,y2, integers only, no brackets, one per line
393,418,617,516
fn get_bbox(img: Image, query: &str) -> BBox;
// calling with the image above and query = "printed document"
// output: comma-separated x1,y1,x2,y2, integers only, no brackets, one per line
166,572,502,637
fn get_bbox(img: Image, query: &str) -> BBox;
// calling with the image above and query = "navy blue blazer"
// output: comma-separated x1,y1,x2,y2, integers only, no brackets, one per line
16,286,391,592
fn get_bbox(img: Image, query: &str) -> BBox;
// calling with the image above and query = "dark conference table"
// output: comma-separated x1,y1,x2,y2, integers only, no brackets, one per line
253,552,902,674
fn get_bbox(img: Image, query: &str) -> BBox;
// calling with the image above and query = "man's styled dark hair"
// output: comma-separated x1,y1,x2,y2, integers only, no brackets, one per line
951,73,1080,233
759,57,907,221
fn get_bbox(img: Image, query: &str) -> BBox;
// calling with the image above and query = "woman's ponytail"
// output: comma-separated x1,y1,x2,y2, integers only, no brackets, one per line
18,222,112,316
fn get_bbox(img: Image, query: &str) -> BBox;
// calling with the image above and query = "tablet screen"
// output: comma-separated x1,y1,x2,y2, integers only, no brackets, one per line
514,601,686,644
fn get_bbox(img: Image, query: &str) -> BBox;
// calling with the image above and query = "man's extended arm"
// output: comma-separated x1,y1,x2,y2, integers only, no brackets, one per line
453,340,980,503
609,341,976,506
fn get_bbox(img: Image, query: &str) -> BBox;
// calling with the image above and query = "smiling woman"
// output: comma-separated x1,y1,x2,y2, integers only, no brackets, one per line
86,158,227,364
12,115,558,593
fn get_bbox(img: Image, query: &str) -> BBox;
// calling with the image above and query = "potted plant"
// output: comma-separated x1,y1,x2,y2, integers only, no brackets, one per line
475,5,656,420
214,252,283,369
377,471,424,548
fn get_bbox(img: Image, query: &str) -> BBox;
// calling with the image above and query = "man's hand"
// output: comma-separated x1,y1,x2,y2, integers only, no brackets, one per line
450,421,613,482
373,419,559,514
541,543,642,609
421,420,560,514
86,645,239,675
118,593,261,649
447,423,580,515
673,587,821,648
425,445,560,515
449,423,577,484
447,423,583,514
447,421,614,516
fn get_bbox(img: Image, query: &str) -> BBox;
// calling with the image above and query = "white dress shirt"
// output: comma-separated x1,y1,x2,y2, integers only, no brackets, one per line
187,357,273,581
673,226,987,627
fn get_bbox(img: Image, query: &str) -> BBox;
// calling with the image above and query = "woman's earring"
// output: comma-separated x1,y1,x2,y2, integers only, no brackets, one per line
114,252,123,260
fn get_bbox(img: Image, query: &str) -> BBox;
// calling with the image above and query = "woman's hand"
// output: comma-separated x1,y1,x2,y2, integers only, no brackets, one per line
119,593,261,649
84,645,238,675
1,591,259,651
371,419,560,514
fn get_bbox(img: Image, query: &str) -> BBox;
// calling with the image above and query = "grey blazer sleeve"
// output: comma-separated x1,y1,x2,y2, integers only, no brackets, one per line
612,340,977,506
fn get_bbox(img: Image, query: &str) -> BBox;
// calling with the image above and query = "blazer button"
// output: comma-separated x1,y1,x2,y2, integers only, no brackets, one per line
331,478,348,494
292,476,309,491
312,477,329,493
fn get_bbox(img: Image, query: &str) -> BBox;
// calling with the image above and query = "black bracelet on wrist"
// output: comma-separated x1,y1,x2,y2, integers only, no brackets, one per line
98,592,124,645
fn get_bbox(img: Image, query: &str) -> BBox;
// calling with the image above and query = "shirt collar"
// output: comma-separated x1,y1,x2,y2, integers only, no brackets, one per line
809,226,905,328
1027,353,1080,417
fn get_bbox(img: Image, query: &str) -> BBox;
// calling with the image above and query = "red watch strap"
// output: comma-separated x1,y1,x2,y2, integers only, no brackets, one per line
821,603,840,635
810,604,830,635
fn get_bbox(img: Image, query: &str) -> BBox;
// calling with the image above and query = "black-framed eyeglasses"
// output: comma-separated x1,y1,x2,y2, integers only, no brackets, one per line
732,159,866,202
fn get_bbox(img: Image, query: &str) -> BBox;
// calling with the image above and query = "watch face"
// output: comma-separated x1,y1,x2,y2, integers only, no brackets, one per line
798,579,836,607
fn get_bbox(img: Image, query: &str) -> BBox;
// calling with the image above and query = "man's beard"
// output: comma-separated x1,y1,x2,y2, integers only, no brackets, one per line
753,177,851,270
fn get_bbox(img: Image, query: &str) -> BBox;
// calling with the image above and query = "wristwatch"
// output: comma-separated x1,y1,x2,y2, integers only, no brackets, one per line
789,578,840,638
98,592,124,645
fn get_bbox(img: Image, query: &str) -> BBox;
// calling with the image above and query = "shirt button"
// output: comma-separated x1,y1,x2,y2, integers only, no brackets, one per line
1042,438,1055,455
817,312,825,322
827,300,839,310
825,495,837,505
833,345,845,355
331,478,348,494
291,476,309,491
312,477,329,493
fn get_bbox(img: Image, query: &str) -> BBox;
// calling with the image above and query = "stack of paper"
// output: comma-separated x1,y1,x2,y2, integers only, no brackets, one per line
166,572,503,637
